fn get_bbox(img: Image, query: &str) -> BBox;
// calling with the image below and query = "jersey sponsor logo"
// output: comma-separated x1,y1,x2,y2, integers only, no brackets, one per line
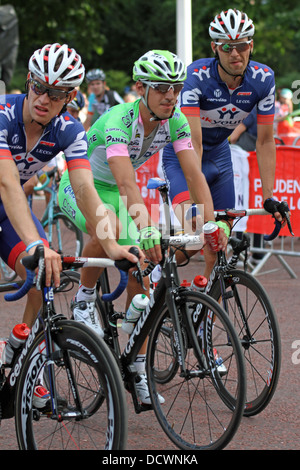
122,109,134,128
0,102,16,121
181,88,202,106
257,85,275,112
192,66,211,81
54,115,74,132
40,141,55,147
200,105,248,129
250,65,272,82
106,135,127,145
65,131,88,157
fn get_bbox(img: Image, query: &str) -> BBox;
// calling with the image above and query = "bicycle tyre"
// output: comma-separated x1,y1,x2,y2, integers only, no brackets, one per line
15,320,128,450
209,269,281,416
146,290,246,450
43,213,83,257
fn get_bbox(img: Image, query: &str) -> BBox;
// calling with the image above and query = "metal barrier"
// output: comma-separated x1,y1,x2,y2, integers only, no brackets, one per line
246,234,299,278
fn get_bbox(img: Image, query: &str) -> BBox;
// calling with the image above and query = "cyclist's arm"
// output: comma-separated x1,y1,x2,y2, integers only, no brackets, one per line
108,155,162,263
255,123,278,204
0,158,62,286
68,167,141,263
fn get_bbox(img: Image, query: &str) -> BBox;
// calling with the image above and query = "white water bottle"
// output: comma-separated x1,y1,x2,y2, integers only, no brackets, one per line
191,275,207,292
122,294,150,334
4,323,30,365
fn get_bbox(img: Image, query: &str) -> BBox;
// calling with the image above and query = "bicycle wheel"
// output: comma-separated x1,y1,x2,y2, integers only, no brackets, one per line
147,290,246,450
43,213,83,256
15,320,127,450
210,269,281,416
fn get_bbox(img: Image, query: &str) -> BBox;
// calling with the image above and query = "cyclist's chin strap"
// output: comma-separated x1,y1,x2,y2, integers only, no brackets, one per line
215,52,252,80
31,119,48,129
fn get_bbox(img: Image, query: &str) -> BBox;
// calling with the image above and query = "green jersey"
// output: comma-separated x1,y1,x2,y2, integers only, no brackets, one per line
86,98,193,185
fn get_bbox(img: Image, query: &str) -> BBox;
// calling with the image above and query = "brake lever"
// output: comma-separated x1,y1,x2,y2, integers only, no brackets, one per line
133,260,147,291
279,201,294,236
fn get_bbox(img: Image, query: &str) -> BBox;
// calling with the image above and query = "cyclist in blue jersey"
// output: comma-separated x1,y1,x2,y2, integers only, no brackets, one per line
0,43,140,330
162,9,287,278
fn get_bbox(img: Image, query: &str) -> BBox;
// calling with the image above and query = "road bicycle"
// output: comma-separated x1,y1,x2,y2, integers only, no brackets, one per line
29,167,83,257
0,245,130,450
59,237,246,449
148,177,293,417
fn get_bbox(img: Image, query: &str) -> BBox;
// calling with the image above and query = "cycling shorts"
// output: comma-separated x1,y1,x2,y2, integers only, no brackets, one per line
162,140,235,211
0,202,48,270
58,171,140,246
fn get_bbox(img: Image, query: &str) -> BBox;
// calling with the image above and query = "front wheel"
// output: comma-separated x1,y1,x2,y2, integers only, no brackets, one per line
147,290,246,450
15,320,127,450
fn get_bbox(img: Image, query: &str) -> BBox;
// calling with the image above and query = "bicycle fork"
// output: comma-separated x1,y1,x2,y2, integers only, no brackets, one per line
41,294,85,420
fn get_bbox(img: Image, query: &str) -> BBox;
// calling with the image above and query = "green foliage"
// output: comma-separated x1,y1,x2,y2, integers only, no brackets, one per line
6,0,300,92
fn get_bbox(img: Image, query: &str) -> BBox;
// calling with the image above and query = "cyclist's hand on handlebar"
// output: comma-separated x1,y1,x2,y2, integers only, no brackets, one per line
139,226,162,264
264,198,292,231
103,242,144,264
216,221,229,252
28,245,61,288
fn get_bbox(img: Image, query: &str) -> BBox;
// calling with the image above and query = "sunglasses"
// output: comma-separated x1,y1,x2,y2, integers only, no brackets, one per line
145,81,184,94
215,40,252,54
29,78,71,102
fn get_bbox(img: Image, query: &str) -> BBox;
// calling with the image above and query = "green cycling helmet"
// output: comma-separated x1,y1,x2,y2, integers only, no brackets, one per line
133,50,186,83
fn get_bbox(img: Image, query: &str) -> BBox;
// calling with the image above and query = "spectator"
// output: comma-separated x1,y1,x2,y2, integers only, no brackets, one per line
84,68,123,130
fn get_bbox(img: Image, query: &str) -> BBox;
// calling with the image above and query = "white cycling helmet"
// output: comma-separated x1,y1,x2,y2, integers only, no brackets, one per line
28,43,85,88
209,9,255,40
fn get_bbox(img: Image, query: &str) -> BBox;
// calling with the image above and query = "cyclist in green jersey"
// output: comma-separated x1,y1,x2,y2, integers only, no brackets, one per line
59,50,227,404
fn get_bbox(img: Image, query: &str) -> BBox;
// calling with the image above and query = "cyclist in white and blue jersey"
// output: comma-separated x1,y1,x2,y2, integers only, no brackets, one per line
162,9,286,278
0,43,140,330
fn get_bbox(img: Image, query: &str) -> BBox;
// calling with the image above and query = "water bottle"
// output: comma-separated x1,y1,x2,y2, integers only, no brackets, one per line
4,323,30,365
191,275,208,292
122,294,149,334
181,279,191,287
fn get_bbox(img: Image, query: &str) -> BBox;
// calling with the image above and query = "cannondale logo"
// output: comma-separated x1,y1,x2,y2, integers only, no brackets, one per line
214,89,222,98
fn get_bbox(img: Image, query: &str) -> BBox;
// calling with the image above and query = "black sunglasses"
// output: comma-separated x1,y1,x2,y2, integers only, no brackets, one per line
29,78,71,102
215,40,252,54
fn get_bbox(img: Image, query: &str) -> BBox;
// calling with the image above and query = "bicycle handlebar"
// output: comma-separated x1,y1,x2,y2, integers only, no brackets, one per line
215,207,294,241
147,178,293,242
5,246,140,303
4,245,44,301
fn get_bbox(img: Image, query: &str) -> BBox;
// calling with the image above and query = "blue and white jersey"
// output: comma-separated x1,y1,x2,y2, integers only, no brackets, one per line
180,58,275,150
0,94,90,185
